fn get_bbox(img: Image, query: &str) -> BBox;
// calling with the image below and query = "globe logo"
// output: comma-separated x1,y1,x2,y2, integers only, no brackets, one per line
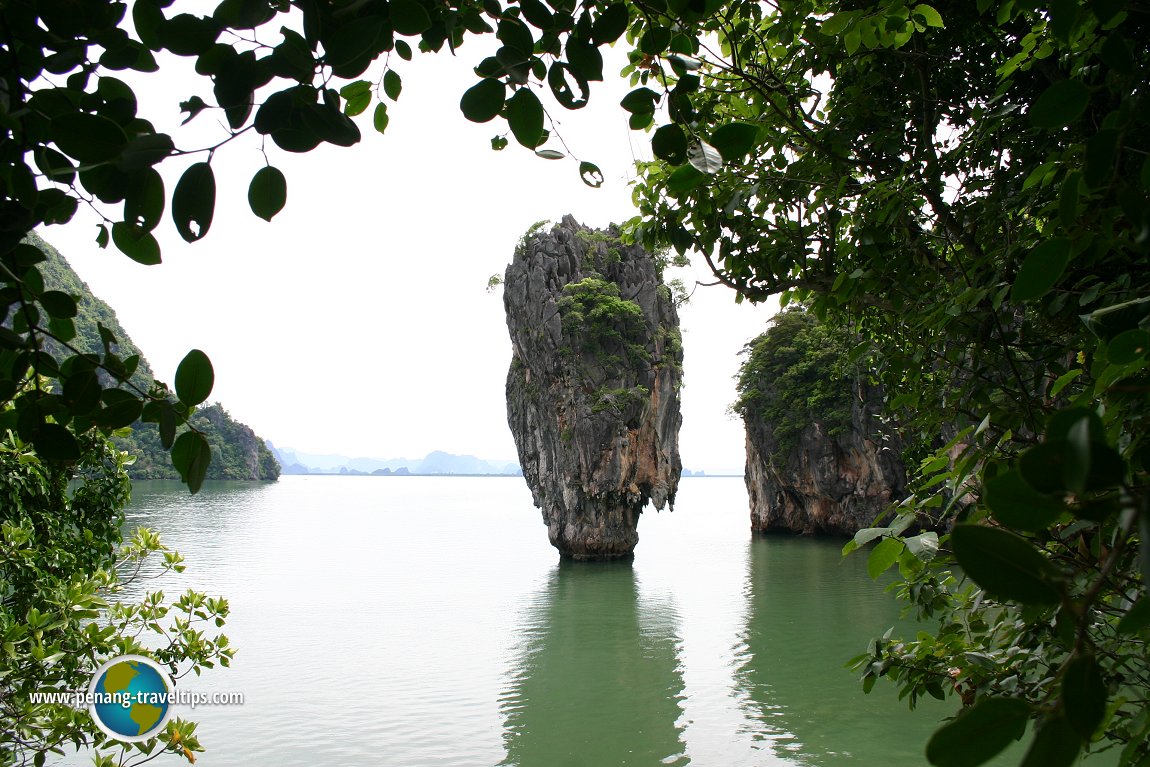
88,655,173,742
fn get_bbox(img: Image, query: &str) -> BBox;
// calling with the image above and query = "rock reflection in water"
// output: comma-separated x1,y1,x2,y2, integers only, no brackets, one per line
500,560,689,767
733,534,947,765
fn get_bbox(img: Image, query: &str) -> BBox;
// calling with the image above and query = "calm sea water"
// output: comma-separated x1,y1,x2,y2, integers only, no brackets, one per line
81,475,969,766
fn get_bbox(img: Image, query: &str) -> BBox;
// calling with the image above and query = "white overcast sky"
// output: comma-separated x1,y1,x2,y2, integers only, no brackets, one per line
40,40,776,474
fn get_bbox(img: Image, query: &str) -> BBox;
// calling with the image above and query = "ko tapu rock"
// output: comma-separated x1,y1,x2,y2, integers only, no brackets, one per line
503,216,683,560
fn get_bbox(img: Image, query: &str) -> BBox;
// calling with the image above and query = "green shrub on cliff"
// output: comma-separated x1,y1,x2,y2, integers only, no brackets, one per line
734,308,855,461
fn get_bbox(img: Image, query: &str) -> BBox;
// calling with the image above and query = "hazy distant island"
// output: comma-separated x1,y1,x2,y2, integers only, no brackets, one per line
269,446,524,476
267,444,719,478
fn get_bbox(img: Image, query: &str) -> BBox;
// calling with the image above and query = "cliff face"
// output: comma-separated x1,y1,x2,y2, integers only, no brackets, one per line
745,382,905,535
27,232,279,482
504,216,682,560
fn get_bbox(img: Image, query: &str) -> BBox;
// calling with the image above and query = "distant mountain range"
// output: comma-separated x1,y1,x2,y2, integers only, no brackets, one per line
266,444,721,477
268,445,523,476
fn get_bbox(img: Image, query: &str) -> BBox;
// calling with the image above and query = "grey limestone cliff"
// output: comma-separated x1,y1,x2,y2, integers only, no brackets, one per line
745,382,906,535
504,216,683,559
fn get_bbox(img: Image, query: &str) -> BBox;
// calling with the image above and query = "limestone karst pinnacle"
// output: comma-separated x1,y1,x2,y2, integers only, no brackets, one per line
503,216,683,559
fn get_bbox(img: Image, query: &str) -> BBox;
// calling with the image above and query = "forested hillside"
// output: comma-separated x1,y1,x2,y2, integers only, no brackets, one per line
26,232,279,482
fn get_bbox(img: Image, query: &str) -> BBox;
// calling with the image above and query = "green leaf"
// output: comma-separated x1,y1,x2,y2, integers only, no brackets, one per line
639,25,672,56
983,469,1065,532
171,431,212,493
1098,33,1134,74
373,102,390,133
174,349,214,408
247,166,287,222
620,87,659,114
171,162,216,243
344,91,371,116
1011,237,1071,302
950,525,1063,605
867,536,902,579
517,0,553,30
912,4,945,27
652,124,688,164
111,222,162,265
1117,597,1150,634
384,70,402,101
390,0,432,35
904,532,940,560
548,62,589,109
1048,369,1081,398
1108,328,1150,364
820,12,855,35
117,133,175,171
39,290,78,319
506,88,544,148
687,139,723,174
926,697,1030,767
31,423,82,462
1030,79,1090,129
1058,170,1081,229
591,4,629,44
579,161,603,188
666,164,705,197
96,390,144,430
123,168,165,231
710,122,758,162
1020,713,1081,767
51,113,128,163
844,27,861,55
1062,653,1107,738
534,149,564,159
460,78,506,123
340,80,372,99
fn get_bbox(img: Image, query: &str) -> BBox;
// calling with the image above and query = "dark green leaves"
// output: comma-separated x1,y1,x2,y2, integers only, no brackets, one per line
506,88,544,148
951,525,1063,605
926,697,1030,767
1011,238,1071,302
39,291,78,319
460,79,506,123
172,162,216,242
547,63,588,109
1030,80,1090,129
175,349,214,407
1062,654,1106,738
51,113,128,163
30,423,82,462
652,124,688,164
111,222,162,265
390,0,432,35
710,122,758,162
248,166,287,222
1020,715,1081,767
982,469,1065,531
118,133,175,171
1108,328,1150,364
384,70,402,101
620,87,659,115
171,431,211,493
591,4,628,44
579,161,603,188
